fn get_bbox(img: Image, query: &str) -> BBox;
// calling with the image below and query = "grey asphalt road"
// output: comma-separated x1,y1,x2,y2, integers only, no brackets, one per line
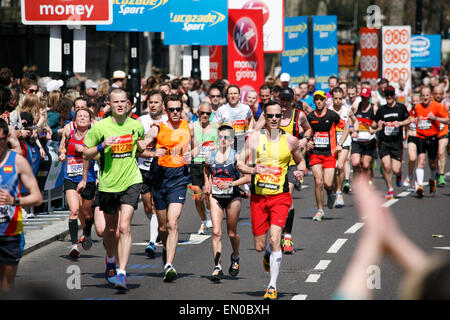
14,158,450,301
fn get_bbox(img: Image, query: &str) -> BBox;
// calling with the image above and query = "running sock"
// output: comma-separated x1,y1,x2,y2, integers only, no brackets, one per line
106,256,115,264
416,168,424,186
283,209,295,235
214,252,221,266
269,250,282,290
150,214,158,243
69,219,78,245
83,217,94,237
117,269,126,276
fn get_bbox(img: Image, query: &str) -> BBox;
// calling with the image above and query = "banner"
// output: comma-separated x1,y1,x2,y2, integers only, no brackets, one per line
312,15,338,91
281,16,309,87
163,0,228,45
411,34,441,68
43,140,65,191
97,0,169,32
228,0,284,53
209,46,223,83
382,26,411,90
227,9,264,103
360,27,379,86
338,43,355,68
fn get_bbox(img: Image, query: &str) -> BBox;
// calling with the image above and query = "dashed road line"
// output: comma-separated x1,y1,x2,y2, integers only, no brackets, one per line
305,274,321,283
327,238,347,254
344,222,365,234
292,294,308,300
314,260,332,271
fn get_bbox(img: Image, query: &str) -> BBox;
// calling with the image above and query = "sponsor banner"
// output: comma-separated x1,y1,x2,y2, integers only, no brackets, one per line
312,15,338,91
44,140,65,191
209,46,223,83
411,34,441,68
163,0,228,45
360,27,379,86
382,26,411,90
22,0,112,25
338,43,355,68
228,9,264,103
228,0,284,53
97,0,169,32
281,16,309,87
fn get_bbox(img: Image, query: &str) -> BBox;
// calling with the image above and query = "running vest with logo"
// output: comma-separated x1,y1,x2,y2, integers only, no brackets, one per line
65,129,96,183
329,105,352,147
355,103,376,143
252,129,290,196
209,149,240,198
0,151,23,236
156,120,191,168
193,122,217,164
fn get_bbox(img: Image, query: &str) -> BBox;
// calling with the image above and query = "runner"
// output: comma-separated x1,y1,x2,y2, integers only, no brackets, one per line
0,118,42,291
306,90,349,221
58,108,97,258
254,87,311,254
59,97,89,150
137,90,168,258
190,101,215,235
411,86,449,198
237,101,306,300
328,87,358,208
374,86,410,199
403,94,421,191
83,88,145,291
204,125,250,281
351,87,378,179
138,94,191,283
432,85,449,187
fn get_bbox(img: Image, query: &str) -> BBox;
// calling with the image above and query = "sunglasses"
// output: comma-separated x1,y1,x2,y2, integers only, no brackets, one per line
28,89,38,94
167,107,182,113
266,113,282,119
199,111,211,116
385,92,395,97
210,95,221,98
218,134,233,140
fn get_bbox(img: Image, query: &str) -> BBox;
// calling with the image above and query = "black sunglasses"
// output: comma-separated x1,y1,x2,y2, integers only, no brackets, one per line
266,113,282,119
200,111,211,116
167,107,182,113
385,91,395,97
210,95,221,98
28,89,38,94
218,134,233,140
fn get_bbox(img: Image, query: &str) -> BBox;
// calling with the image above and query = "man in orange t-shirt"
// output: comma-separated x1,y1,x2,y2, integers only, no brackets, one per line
432,85,450,187
412,86,449,198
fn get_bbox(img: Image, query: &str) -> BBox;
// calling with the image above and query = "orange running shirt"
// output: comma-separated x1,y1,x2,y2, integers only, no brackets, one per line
156,120,191,168
413,101,448,138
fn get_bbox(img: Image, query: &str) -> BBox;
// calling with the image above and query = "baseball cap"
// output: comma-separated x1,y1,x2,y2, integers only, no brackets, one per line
313,90,327,99
85,79,98,90
360,87,372,98
279,87,294,100
113,70,126,80
280,73,290,82
46,79,64,92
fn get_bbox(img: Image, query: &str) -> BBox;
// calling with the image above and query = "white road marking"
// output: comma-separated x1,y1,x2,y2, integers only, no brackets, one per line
327,238,347,253
133,234,211,246
305,274,321,283
314,260,332,271
396,191,410,198
345,222,365,234
292,294,308,300
433,247,450,250
382,199,399,207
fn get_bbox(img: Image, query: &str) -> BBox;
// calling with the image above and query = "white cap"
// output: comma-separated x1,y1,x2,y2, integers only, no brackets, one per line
280,72,290,82
85,79,98,89
113,70,126,80
46,79,64,92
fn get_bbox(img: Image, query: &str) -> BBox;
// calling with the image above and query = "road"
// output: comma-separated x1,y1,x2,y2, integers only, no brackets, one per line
14,158,450,302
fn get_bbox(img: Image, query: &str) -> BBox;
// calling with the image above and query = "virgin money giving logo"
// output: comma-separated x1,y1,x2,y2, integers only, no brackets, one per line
233,16,258,57
242,0,269,25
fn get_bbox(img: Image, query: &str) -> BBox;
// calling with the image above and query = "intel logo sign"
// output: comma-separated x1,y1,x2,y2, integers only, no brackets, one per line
411,36,430,52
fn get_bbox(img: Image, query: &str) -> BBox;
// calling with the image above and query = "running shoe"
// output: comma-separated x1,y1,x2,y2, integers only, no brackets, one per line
313,210,325,221
438,175,446,187
198,223,206,235
335,193,344,208
229,255,240,277
69,244,80,259
396,175,402,188
105,259,117,285
327,192,336,209
163,264,178,282
263,252,270,272
145,241,157,258
416,185,424,199
282,238,295,254
78,235,93,251
385,189,395,200
402,177,410,189
263,286,277,300
210,266,223,282
342,181,351,194
114,273,127,291
429,179,437,195
205,216,213,228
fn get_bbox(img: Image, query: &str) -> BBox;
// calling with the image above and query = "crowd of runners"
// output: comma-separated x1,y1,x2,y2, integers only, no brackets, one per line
0,66,449,299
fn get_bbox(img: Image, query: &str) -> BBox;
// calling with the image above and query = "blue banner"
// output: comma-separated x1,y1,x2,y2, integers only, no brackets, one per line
312,15,338,92
411,35,441,68
163,0,228,46
281,16,310,87
96,0,170,32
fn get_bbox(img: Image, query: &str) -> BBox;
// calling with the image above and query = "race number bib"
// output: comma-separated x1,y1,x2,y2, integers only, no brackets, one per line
231,120,248,134
199,141,215,158
384,123,399,136
212,177,233,197
409,121,417,131
313,132,330,148
111,135,133,158
67,157,83,177
0,205,10,224
417,117,432,130
256,166,282,190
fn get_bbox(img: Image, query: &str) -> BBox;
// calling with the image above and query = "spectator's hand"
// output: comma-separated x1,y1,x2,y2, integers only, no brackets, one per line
39,147,46,159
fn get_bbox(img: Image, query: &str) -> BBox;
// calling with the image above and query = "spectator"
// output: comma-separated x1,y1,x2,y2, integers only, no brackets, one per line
111,70,126,90
47,97,73,141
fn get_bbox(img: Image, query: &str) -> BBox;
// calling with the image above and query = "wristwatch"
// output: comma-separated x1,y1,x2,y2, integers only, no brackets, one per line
228,182,233,188
13,197,20,206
